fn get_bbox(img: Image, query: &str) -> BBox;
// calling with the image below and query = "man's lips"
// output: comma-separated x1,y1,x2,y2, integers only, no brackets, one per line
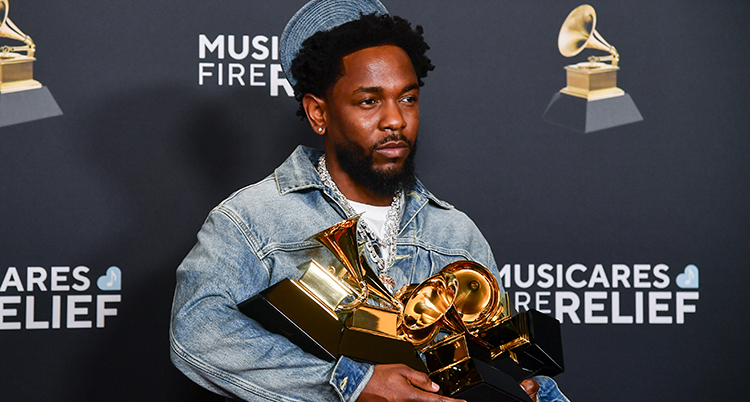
375,141,410,159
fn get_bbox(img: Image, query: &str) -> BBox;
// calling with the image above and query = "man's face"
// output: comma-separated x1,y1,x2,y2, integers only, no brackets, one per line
323,44,420,199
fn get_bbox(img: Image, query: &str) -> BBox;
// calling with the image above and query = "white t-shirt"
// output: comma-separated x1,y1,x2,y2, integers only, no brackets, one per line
346,199,390,241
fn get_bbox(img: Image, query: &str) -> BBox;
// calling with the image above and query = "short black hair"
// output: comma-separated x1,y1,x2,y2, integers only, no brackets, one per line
290,13,434,118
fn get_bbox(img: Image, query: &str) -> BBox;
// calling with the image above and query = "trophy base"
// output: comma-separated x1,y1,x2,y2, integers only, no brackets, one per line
562,62,622,101
340,327,427,372
468,343,535,382
471,309,565,380
425,335,532,401
0,86,62,128
543,91,643,133
238,279,342,361
513,309,565,378
0,55,41,93
432,358,533,402
239,279,427,369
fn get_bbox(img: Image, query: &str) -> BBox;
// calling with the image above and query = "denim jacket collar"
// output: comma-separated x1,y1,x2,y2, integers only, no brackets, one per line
274,145,453,232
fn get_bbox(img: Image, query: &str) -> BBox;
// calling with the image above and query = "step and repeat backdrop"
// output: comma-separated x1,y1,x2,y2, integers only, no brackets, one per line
1,1,748,401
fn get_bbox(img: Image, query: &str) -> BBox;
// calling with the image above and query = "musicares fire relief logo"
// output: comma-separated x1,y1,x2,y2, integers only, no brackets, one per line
0,265,122,330
500,262,699,325
197,33,294,97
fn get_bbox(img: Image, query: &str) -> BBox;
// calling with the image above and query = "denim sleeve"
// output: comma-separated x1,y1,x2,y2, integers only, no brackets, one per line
170,209,373,401
535,375,571,402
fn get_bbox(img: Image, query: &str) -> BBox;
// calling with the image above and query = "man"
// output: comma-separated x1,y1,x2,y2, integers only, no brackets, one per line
170,1,569,401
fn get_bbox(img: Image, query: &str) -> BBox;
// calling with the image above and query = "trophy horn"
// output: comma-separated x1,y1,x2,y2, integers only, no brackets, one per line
394,283,440,350
310,217,369,313
558,4,618,66
0,0,35,58
401,272,493,349
312,216,404,313
440,261,505,330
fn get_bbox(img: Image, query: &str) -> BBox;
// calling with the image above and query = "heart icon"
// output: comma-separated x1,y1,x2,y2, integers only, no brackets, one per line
97,266,122,291
676,265,699,289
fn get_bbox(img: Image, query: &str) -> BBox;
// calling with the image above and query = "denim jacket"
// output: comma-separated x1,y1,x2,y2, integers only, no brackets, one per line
170,145,502,401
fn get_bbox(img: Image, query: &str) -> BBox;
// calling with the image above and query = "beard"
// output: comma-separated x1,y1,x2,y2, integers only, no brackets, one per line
334,133,418,199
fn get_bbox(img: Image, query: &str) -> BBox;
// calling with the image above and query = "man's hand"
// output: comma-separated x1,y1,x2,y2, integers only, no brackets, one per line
520,378,540,402
357,364,466,402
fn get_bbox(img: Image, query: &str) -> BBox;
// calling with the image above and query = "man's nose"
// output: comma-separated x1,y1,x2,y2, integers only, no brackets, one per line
379,100,406,131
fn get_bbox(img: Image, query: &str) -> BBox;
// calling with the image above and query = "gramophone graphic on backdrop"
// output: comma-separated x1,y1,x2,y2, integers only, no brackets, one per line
0,0,61,128
543,4,642,133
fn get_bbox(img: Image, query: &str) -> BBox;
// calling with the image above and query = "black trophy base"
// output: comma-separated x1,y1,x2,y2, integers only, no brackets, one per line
543,92,642,133
238,279,342,361
0,86,62,128
515,309,565,378
340,327,427,372
467,343,533,383
434,358,533,402
472,309,564,380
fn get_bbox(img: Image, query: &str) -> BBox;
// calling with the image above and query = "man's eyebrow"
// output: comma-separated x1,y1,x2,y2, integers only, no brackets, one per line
352,83,420,94
403,83,420,93
353,86,384,94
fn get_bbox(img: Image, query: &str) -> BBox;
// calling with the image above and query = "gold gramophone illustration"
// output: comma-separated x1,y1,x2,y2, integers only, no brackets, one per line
543,4,642,132
557,4,622,101
0,0,61,128
239,218,564,401
0,0,41,93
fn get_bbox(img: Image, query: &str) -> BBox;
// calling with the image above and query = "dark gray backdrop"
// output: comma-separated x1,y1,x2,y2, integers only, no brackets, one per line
1,1,748,401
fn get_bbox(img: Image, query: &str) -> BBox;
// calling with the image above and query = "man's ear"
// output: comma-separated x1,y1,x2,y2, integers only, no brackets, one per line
302,93,328,135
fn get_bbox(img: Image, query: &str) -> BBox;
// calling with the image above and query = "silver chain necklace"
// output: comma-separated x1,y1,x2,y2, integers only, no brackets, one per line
316,154,402,292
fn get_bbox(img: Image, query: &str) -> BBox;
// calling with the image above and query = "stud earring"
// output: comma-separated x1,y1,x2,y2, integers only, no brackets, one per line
318,127,324,132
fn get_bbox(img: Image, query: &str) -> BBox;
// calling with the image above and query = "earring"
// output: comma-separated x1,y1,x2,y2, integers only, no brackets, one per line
318,127,324,132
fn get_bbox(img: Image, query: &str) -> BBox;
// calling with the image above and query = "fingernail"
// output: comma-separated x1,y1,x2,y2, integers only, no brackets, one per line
431,382,440,391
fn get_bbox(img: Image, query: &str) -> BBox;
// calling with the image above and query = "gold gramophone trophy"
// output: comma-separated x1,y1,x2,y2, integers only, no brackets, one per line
238,217,426,371
0,0,41,93
398,261,564,401
543,4,642,132
239,218,564,401
0,0,61,128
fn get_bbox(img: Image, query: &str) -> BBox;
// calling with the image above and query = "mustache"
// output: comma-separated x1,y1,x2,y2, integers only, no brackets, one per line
370,133,413,151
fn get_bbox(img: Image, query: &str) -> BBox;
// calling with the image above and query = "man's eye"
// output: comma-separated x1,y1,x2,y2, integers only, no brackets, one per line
401,96,418,104
360,98,378,105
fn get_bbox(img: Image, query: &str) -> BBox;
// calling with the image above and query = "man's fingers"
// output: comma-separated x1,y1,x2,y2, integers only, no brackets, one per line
400,366,439,392
400,369,467,402
520,378,540,401
358,364,467,402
